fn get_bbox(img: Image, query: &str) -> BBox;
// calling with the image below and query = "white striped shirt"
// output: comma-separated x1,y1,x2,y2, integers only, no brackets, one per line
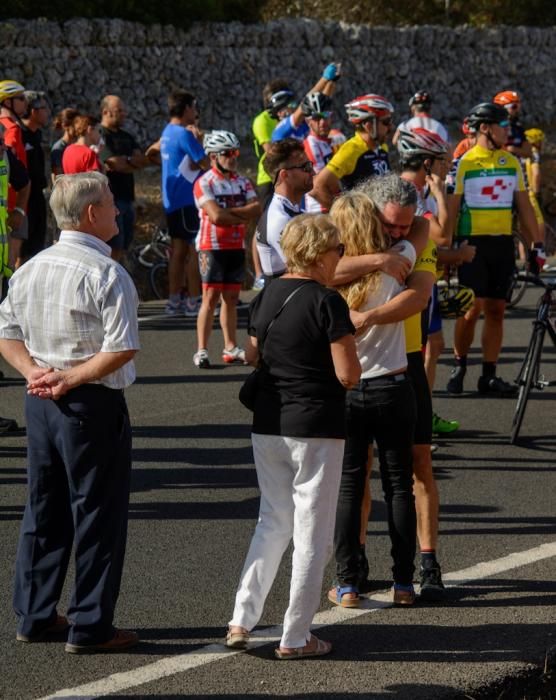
0,230,140,389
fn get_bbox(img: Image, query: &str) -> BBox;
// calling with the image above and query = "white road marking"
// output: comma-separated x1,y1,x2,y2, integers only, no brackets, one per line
36,540,556,699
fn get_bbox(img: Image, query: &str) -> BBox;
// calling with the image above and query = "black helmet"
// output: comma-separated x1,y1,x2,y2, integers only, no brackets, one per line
267,89,296,116
408,90,431,109
466,102,508,129
301,92,332,117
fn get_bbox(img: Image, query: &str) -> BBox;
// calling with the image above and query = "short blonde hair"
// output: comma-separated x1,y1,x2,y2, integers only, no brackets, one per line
330,191,391,310
281,213,339,274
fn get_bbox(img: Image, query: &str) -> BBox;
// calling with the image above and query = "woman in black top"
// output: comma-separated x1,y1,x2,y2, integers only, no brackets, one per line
227,213,360,659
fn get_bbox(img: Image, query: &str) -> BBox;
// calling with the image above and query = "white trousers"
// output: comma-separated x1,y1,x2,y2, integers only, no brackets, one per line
229,433,345,648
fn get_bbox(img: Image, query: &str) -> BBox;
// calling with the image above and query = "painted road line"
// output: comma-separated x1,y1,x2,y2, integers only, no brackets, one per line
36,540,556,700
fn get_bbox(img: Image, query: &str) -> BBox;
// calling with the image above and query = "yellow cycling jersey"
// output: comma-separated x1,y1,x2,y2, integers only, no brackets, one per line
326,131,390,190
252,110,278,186
404,238,437,354
454,144,525,237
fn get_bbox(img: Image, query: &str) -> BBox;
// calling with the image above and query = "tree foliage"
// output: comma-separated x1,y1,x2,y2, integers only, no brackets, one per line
2,0,556,26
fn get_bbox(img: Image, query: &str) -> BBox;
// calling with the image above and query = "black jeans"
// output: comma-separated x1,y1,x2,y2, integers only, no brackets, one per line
334,374,417,587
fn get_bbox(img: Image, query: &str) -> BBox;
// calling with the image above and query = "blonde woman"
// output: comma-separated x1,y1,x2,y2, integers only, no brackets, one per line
227,213,360,659
328,189,418,608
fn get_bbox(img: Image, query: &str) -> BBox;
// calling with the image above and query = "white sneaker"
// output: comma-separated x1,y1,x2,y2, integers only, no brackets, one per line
165,301,181,316
183,297,201,317
193,349,210,369
222,346,246,364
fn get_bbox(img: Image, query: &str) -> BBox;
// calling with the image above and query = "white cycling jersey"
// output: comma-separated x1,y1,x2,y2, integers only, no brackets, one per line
255,193,302,276
397,115,449,144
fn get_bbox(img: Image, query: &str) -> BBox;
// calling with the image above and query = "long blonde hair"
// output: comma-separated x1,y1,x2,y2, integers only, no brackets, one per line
329,191,391,309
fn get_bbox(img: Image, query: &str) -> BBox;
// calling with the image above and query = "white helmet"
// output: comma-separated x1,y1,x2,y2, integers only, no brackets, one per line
344,94,394,125
203,130,240,154
397,127,448,161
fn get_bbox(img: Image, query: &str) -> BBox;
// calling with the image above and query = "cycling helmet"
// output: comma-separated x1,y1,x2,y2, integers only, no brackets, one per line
408,90,431,109
438,284,475,319
345,94,394,124
203,130,240,154
397,127,448,161
525,128,545,145
461,117,476,136
301,92,333,118
266,89,296,115
493,90,520,106
466,102,508,129
0,79,25,103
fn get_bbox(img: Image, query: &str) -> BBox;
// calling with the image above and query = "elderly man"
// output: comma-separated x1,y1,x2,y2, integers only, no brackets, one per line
99,94,148,261
0,172,140,653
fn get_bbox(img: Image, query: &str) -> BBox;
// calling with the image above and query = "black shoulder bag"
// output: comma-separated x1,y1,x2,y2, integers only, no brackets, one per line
238,282,310,411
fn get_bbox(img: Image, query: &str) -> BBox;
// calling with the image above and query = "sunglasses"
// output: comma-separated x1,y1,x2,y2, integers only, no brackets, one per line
218,149,240,158
282,160,314,174
309,111,332,120
498,120,510,128
328,243,345,257
379,117,393,126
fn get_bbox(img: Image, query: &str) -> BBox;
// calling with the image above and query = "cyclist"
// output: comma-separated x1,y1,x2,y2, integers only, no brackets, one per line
524,128,548,257
271,63,340,143
255,138,314,284
398,126,476,435
446,102,540,397
493,90,532,160
393,90,449,146
250,80,294,289
310,94,393,211
0,79,29,269
192,131,261,369
446,118,478,195
302,92,337,213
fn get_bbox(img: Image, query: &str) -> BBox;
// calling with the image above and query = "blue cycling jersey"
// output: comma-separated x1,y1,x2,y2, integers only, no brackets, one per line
271,114,309,142
160,123,206,212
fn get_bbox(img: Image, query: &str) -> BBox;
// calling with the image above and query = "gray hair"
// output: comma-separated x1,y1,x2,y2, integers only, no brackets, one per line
356,173,418,212
49,172,110,230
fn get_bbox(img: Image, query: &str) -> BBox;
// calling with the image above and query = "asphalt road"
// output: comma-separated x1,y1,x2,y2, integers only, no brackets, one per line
0,282,555,700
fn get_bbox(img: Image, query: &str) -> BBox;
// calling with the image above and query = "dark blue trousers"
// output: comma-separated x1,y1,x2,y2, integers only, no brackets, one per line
14,384,132,645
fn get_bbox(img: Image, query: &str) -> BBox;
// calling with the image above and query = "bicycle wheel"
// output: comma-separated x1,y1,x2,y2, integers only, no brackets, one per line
150,262,169,300
506,232,529,308
510,323,545,444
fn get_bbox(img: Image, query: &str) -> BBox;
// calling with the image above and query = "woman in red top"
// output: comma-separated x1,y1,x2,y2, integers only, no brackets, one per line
61,115,103,174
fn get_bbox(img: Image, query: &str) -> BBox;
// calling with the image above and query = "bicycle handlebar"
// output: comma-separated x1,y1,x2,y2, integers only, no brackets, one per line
516,271,556,290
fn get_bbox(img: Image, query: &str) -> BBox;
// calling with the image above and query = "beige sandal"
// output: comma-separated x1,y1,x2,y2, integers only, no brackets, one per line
225,626,249,649
275,634,332,660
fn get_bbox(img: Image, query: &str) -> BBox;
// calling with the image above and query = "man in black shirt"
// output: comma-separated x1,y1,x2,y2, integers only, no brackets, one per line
99,95,149,261
21,91,50,261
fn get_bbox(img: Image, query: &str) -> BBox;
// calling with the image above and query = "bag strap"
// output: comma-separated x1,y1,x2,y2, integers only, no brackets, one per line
259,281,311,353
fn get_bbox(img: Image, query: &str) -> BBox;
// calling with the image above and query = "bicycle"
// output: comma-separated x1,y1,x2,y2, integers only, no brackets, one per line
510,272,556,444
506,229,529,309
130,226,171,300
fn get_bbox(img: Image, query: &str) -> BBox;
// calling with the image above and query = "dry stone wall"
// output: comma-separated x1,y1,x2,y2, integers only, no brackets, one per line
1,17,555,146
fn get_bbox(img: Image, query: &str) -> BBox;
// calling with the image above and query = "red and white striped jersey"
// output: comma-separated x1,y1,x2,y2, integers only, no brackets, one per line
304,133,334,175
194,168,257,250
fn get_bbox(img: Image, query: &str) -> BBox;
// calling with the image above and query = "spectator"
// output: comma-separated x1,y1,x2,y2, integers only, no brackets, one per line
50,107,80,181
61,115,102,174
21,91,50,260
99,94,149,262
159,89,209,316
227,213,360,658
0,171,140,653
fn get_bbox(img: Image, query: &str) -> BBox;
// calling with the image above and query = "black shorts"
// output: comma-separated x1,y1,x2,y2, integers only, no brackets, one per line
198,249,246,289
166,205,199,244
407,351,432,446
457,235,514,300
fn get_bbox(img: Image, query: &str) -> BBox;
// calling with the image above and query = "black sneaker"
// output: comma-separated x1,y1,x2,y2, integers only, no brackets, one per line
477,375,518,397
419,560,446,602
446,366,466,395
0,416,18,434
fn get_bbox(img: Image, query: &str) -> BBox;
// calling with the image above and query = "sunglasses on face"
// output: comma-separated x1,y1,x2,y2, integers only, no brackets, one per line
218,149,240,158
379,117,393,126
310,111,332,120
282,160,314,174
498,120,510,128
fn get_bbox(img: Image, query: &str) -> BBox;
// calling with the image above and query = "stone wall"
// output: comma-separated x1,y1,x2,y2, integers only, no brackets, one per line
1,17,555,146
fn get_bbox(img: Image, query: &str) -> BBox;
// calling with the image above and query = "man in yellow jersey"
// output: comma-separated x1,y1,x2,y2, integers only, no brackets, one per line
354,173,444,601
446,102,540,397
310,94,393,211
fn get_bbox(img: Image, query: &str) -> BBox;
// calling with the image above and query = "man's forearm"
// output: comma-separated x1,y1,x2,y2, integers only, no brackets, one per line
0,338,39,380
